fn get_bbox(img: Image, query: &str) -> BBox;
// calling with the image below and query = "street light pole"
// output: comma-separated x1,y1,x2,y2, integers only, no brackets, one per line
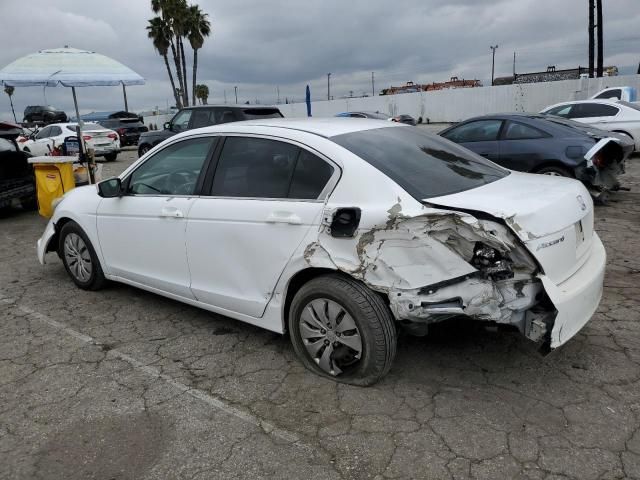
327,73,331,101
490,45,499,86
371,72,375,96
234,86,238,104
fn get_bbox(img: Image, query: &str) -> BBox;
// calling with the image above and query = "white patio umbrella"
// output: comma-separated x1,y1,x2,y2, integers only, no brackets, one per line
0,47,145,182
0,47,145,122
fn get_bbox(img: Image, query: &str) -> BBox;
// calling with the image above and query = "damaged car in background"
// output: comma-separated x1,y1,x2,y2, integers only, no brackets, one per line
36,119,606,385
439,113,633,201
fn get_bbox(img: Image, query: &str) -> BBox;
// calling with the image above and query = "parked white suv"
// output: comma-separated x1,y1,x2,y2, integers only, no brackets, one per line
37,119,606,385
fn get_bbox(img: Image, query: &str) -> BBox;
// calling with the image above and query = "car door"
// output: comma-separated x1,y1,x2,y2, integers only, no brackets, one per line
441,119,503,162
96,136,216,298
48,126,63,151
186,135,338,317
497,120,552,171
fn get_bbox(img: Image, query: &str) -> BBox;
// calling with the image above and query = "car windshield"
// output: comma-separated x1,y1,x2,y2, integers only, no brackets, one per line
241,108,283,119
66,123,107,132
331,127,509,199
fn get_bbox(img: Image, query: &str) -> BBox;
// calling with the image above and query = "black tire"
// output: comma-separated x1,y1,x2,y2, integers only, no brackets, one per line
138,144,151,157
535,165,573,177
21,196,38,211
58,221,107,291
288,274,397,386
104,152,117,162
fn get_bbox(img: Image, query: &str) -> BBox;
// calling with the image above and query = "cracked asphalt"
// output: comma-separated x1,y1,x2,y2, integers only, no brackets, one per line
1,144,640,479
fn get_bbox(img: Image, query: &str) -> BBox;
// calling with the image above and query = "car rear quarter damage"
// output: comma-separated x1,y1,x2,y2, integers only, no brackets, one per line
303,199,595,353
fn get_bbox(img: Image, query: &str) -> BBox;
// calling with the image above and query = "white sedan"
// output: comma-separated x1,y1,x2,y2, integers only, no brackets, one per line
21,122,121,161
36,119,606,385
541,99,640,151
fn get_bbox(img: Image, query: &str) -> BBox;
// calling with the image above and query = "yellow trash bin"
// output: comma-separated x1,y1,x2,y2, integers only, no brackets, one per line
27,156,77,218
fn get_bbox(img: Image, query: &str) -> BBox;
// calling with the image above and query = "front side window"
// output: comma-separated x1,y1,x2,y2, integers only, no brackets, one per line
210,137,334,200
443,120,503,143
332,127,508,199
127,137,214,195
35,127,51,139
171,109,193,132
503,122,549,140
545,105,572,117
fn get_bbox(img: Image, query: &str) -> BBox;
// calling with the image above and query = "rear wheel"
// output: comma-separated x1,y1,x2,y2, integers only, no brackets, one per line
104,152,117,162
535,165,573,177
288,274,396,386
59,221,106,290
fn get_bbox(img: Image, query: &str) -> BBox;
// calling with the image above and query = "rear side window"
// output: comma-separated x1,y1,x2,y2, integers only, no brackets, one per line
571,103,619,118
442,120,502,143
594,89,622,100
503,122,549,140
332,127,508,199
210,137,333,199
289,150,334,199
240,108,284,120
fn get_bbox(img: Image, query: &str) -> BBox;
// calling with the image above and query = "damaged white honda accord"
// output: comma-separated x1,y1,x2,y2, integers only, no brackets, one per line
37,118,606,385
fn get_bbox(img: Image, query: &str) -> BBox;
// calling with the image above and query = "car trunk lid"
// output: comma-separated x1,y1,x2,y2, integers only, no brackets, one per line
426,171,595,284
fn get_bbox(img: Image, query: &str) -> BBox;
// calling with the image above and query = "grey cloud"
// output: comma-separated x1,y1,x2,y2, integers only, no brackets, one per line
1,0,639,118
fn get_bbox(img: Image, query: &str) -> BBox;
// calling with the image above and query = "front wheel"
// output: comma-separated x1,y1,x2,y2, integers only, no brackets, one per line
59,221,107,290
138,144,151,157
288,274,397,386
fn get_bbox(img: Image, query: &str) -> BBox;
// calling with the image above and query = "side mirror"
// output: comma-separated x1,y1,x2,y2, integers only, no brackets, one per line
97,177,123,198
163,122,171,130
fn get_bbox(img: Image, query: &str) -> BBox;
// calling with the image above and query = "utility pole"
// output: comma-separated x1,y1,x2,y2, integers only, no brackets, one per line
234,86,238,104
490,45,499,86
327,73,331,101
588,0,595,77
596,0,603,77
223,89,227,104
277,86,280,104
371,72,375,96
513,51,516,77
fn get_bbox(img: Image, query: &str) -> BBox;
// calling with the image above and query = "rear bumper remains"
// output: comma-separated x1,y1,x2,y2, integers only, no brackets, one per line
542,233,606,349
36,218,56,265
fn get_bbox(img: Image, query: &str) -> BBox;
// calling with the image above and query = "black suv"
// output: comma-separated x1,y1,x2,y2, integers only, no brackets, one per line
98,118,149,147
137,105,284,156
23,105,68,125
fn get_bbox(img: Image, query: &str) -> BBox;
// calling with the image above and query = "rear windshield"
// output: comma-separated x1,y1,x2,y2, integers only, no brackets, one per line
541,115,610,136
618,101,640,112
241,108,283,119
331,127,508,199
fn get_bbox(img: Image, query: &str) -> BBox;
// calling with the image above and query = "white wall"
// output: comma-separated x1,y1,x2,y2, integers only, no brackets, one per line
277,74,640,122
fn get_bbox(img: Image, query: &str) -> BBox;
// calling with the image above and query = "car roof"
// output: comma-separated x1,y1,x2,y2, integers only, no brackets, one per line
183,117,400,138
543,99,623,108
455,113,548,123
181,104,281,110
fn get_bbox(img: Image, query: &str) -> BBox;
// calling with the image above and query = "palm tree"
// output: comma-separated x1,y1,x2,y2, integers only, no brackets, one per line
147,16,181,108
151,0,188,106
3,86,17,123
187,6,211,106
195,84,209,104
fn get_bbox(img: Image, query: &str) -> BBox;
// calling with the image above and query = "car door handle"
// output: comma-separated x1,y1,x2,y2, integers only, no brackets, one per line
266,211,302,225
160,206,184,218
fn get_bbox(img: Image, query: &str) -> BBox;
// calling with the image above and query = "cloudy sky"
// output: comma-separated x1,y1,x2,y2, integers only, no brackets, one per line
0,0,639,120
